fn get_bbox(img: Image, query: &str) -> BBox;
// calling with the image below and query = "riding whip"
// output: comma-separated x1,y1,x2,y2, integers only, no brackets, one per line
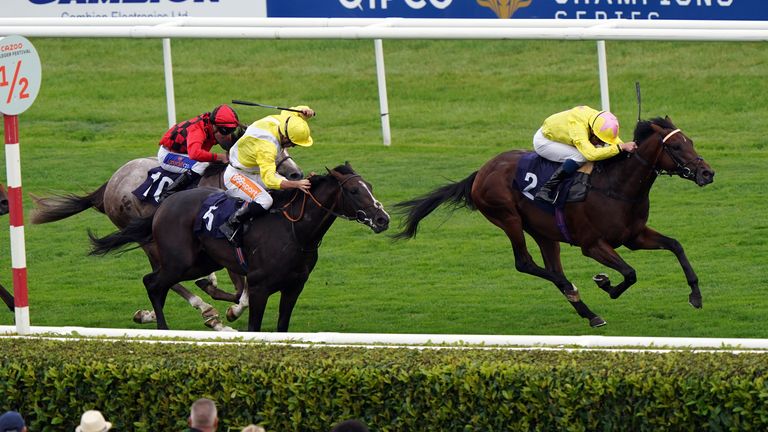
231,100,304,114
635,81,642,123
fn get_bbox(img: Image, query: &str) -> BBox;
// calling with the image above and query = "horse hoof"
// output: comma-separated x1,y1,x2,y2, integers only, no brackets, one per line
204,316,229,330
593,273,611,292
226,306,238,322
201,306,220,320
213,324,237,332
689,294,703,309
133,309,156,324
589,317,607,328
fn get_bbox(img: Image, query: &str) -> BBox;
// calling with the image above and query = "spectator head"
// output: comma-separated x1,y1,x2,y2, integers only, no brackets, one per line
189,398,218,431
330,419,370,432
242,425,266,432
0,411,26,432
75,410,112,432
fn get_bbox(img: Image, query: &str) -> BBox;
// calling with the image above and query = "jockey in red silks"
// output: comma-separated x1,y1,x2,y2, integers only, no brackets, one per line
157,104,241,200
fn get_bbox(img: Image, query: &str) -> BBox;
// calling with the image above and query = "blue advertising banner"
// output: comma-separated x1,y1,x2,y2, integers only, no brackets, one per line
266,1,764,21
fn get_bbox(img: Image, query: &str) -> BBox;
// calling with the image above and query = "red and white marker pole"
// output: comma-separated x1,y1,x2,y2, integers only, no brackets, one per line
1,35,42,335
4,114,29,333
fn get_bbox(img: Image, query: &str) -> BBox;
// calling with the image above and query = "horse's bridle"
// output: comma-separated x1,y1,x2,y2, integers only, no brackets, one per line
275,154,294,173
634,128,704,180
278,173,383,227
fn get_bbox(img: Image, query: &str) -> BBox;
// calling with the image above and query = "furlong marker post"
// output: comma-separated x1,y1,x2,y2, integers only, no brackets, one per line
0,35,42,335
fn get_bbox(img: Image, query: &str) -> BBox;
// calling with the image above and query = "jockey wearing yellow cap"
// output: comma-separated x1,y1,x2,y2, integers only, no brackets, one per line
533,105,638,204
219,105,315,242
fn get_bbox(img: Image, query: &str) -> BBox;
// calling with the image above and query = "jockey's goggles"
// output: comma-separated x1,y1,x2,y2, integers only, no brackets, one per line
216,126,236,136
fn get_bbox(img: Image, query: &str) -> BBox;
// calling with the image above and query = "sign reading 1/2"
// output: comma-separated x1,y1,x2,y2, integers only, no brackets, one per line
0,35,41,116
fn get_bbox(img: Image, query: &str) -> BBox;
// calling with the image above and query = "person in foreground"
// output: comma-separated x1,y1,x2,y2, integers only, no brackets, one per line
329,419,370,432
186,398,218,432
533,105,638,204
219,105,316,243
75,410,111,432
158,104,241,200
0,411,27,432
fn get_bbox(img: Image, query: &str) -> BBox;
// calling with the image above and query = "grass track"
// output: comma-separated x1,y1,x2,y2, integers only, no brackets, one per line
0,38,765,337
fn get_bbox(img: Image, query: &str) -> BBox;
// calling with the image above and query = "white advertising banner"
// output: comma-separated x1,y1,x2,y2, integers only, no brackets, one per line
0,0,267,18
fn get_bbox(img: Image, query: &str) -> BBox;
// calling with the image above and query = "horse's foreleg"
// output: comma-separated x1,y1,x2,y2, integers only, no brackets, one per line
247,285,270,332
276,285,305,332
193,271,242,303
226,290,249,322
581,241,637,300
174,284,236,331
626,227,702,309
0,283,14,312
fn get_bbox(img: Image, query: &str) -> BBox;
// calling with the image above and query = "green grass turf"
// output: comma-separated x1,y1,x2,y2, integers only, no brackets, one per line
0,38,765,337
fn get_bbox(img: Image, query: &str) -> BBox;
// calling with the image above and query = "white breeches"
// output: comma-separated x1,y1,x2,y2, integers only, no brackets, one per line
222,165,274,209
157,146,210,175
532,128,586,164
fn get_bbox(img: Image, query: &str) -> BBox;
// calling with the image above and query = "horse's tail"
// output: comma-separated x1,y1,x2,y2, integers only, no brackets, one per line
88,215,154,256
393,171,478,240
30,182,107,224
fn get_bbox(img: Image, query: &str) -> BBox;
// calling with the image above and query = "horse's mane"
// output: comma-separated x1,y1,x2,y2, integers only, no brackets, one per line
202,163,227,178
595,117,676,174
633,117,676,144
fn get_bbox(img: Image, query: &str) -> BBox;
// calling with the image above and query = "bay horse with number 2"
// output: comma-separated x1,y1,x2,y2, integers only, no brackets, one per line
394,117,714,327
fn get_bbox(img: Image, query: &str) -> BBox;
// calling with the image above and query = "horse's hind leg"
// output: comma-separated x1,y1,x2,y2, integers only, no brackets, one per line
142,270,177,330
137,246,233,331
625,227,702,308
0,283,14,312
533,235,606,327
484,209,604,327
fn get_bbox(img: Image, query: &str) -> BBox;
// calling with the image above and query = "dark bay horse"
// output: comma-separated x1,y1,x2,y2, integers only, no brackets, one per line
30,152,302,330
0,183,12,312
395,117,715,327
90,163,390,332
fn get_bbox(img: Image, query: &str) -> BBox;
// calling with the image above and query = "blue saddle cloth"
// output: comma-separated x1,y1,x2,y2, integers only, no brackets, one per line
131,167,182,206
512,152,582,211
193,192,241,239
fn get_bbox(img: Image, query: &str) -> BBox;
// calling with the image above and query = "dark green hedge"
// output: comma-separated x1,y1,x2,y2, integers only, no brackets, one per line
1,338,767,431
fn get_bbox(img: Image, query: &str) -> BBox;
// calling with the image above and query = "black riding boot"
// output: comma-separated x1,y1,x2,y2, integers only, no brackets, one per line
219,201,269,245
534,166,571,204
159,170,200,201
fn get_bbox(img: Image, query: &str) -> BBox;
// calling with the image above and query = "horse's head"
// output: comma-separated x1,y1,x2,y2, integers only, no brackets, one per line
0,183,8,216
276,148,304,181
325,162,390,233
634,117,715,186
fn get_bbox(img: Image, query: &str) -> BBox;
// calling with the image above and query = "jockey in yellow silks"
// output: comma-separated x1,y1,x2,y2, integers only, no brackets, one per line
533,105,638,204
219,106,315,242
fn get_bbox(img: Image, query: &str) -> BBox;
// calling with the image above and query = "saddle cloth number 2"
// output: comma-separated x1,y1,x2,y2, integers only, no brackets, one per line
522,172,539,200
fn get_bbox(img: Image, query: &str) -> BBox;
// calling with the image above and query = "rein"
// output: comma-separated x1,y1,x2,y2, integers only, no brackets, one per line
593,127,701,203
273,173,373,252
277,174,364,223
